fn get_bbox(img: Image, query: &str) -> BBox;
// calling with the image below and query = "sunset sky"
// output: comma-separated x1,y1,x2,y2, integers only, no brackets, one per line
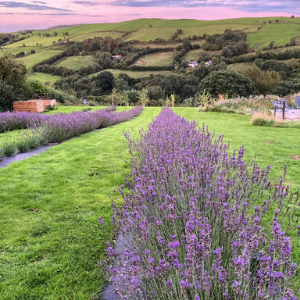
0,0,299,32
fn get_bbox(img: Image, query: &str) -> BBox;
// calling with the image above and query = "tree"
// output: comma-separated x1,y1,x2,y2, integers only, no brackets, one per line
139,88,149,106
114,78,129,92
95,71,114,92
54,31,58,36
241,65,282,95
0,54,27,110
182,37,192,51
273,78,300,96
199,70,255,98
96,51,112,69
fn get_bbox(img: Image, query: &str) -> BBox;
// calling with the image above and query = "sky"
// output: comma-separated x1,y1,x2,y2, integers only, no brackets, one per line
0,0,299,32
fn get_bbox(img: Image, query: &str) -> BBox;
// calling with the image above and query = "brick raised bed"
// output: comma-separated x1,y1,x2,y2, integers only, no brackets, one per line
13,100,57,113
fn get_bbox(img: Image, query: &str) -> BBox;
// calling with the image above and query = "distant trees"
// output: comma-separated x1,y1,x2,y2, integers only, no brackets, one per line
199,70,255,98
241,65,282,95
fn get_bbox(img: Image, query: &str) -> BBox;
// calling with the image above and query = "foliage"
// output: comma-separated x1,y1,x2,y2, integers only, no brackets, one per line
103,108,300,299
273,77,300,96
0,54,27,110
199,70,255,98
241,65,282,95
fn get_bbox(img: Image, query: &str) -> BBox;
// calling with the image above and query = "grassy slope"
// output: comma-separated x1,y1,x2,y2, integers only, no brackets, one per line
248,23,300,48
70,31,124,42
17,50,62,71
88,69,173,79
133,52,174,66
54,55,96,70
0,107,161,300
28,72,62,86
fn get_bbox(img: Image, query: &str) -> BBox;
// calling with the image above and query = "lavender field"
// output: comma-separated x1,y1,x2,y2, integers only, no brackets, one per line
0,107,300,300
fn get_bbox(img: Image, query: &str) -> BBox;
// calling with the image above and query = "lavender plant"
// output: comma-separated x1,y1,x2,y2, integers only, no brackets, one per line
0,106,143,160
0,105,117,133
103,108,299,300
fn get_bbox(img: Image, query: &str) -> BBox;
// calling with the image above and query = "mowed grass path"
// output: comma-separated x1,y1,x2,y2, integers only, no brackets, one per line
0,107,161,299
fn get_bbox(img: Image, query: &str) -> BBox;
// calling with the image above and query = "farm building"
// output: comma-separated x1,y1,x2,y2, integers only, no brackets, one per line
188,60,198,68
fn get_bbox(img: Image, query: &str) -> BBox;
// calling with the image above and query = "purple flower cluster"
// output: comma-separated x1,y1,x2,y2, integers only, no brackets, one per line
0,106,143,159
103,108,299,300
0,105,116,133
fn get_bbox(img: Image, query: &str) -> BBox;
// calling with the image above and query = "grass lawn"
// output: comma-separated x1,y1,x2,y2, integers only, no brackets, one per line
17,50,62,72
133,52,173,66
1,107,300,298
0,107,161,299
54,55,96,70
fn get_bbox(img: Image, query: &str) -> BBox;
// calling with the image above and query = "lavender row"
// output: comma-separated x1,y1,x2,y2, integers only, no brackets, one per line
103,108,300,300
0,106,143,160
0,105,117,133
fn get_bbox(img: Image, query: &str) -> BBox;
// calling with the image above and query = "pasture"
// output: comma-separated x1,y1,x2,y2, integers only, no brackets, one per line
28,72,62,86
88,69,173,79
16,50,62,71
133,52,174,66
54,55,96,70
0,107,300,299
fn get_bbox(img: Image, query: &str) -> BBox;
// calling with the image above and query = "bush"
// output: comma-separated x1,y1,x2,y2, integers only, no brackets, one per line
199,70,255,98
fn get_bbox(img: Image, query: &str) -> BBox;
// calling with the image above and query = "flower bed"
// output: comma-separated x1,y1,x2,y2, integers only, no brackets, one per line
103,108,299,299
0,106,143,160
0,105,117,133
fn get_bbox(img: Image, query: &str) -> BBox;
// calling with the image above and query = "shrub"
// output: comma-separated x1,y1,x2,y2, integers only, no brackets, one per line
102,108,300,299
199,70,255,98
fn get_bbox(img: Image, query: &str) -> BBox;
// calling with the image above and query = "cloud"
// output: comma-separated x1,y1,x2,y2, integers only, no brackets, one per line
0,12,102,17
73,1,98,5
0,1,71,11
109,0,300,13
31,0,46,4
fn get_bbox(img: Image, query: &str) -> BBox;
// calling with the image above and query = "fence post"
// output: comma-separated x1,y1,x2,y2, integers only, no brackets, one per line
282,101,286,120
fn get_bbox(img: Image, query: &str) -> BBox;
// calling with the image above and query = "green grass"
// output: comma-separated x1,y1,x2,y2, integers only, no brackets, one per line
70,31,124,42
124,28,177,42
183,49,204,61
0,107,161,300
28,72,62,86
248,23,300,49
0,46,41,57
179,24,259,38
1,107,300,298
54,55,96,70
17,50,62,72
133,52,174,66
88,69,173,79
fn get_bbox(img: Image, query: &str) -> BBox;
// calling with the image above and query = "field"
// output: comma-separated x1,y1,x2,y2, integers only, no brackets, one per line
124,28,178,42
183,48,204,61
5,17,300,51
54,55,96,70
70,31,124,42
88,69,173,79
16,50,62,71
247,23,300,49
1,107,300,299
0,46,41,57
28,72,62,86
133,52,174,66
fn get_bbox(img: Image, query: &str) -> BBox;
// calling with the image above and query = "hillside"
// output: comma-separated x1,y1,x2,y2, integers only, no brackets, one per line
1,17,300,90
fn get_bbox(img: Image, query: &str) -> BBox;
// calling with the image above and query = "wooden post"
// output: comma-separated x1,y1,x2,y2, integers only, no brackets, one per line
282,101,285,120
274,106,277,118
